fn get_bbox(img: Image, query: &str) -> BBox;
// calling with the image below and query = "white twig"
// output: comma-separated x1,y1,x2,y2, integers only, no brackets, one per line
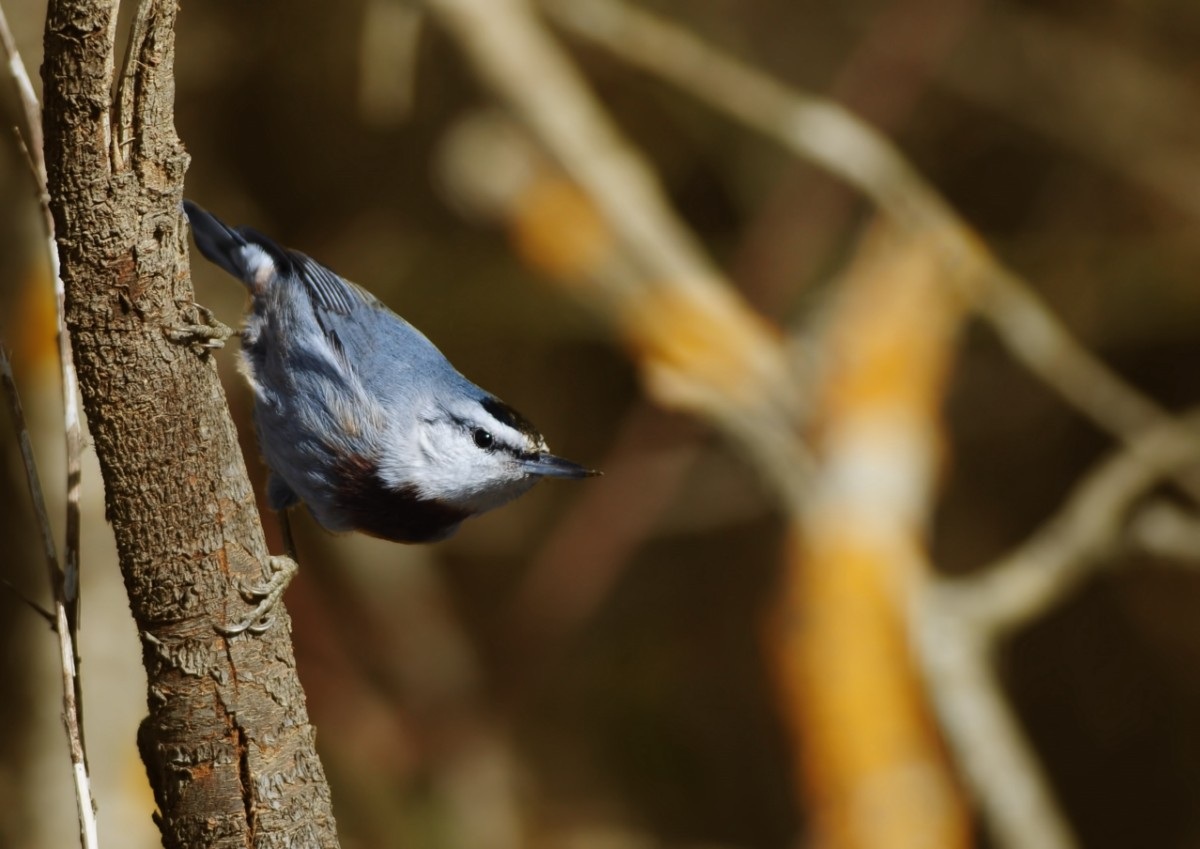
914,412,1200,849
941,412,1200,638
1127,502,1200,564
0,4,41,157
0,346,98,849
0,0,81,618
1,4,93,847
912,596,1076,849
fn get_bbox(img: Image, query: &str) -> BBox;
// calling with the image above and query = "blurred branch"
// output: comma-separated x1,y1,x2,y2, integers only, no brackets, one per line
915,413,1200,849
434,111,811,509
426,4,1198,848
1128,502,1200,564
0,344,97,849
540,0,1200,503
0,575,55,624
501,403,703,692
0,2,43,158
940,5,1200,222
732,0,982,312
357,0,424,126
427,0,812,513
936,411,1200,639
773,229,971,849
911,595,1074,849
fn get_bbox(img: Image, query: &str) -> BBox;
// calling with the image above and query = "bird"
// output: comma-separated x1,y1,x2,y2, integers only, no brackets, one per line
183,200,597,633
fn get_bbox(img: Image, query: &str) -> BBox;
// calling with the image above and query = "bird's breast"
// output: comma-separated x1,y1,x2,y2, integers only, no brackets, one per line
332,453,471,543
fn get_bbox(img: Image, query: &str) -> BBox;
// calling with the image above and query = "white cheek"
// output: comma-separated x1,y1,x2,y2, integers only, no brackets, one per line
373,419,540,514
418,438,503,501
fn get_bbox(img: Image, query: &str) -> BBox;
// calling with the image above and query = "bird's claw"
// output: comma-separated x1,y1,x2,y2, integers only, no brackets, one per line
165,301,232,354
217,555,298,637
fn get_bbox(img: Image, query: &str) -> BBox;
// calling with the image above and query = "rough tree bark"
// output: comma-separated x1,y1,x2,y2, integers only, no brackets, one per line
40,0,339,846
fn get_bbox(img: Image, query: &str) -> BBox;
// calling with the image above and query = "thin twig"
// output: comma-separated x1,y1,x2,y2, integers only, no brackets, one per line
1,4,93,846
0,575,56,625
540,0,1200,503
937,4,1200,223
911,597,1076,849
1127,502,1200,564
914,412,1200,849
940,411,1200,638
0,3,43,165
0,0,81,624
0,345,98,849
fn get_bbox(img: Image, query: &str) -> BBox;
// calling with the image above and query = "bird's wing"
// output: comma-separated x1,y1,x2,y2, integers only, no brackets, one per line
286,250,381,317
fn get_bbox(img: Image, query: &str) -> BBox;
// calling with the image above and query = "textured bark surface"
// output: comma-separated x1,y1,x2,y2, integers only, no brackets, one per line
40,0,339,846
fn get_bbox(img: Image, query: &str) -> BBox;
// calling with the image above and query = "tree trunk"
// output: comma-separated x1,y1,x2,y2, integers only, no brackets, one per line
40,0,339,845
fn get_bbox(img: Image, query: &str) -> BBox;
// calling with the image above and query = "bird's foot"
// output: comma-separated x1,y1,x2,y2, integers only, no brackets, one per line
218,555,299,636
165,301,232,354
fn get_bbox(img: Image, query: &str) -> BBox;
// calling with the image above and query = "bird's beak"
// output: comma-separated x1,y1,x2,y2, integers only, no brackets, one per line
522,453,601,479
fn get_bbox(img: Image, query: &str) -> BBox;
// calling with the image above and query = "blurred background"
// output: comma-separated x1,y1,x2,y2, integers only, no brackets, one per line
3,0,1200,847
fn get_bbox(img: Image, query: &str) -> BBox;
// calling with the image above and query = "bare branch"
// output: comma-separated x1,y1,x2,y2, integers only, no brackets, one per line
539,0,1200,502
0,2,44,174
0,0,83,629
938,5,1200,223
913,413,1200,849
941,412,1200,638
775,230,973,848
1127,502,1200,564
3,0,89,802
0,344,98,849
911,598,1077,849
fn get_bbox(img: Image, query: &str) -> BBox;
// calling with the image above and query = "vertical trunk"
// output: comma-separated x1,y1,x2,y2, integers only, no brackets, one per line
40,0,339,845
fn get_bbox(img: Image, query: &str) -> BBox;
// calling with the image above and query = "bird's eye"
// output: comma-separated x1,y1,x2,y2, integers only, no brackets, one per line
472,428,494,449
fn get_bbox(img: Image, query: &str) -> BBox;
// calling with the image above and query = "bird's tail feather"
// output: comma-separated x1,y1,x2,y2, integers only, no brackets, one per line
184,200,285,292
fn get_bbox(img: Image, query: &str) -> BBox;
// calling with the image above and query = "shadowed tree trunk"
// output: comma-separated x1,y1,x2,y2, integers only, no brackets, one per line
40,0,339,845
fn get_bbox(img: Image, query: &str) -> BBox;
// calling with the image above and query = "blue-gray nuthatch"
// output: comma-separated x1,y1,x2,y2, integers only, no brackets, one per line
184,201,596,632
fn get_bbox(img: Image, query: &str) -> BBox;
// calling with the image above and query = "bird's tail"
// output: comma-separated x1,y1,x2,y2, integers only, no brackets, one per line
183,200,286,294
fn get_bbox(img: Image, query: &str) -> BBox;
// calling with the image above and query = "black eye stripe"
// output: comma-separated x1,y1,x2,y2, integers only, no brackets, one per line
479,396,542,442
